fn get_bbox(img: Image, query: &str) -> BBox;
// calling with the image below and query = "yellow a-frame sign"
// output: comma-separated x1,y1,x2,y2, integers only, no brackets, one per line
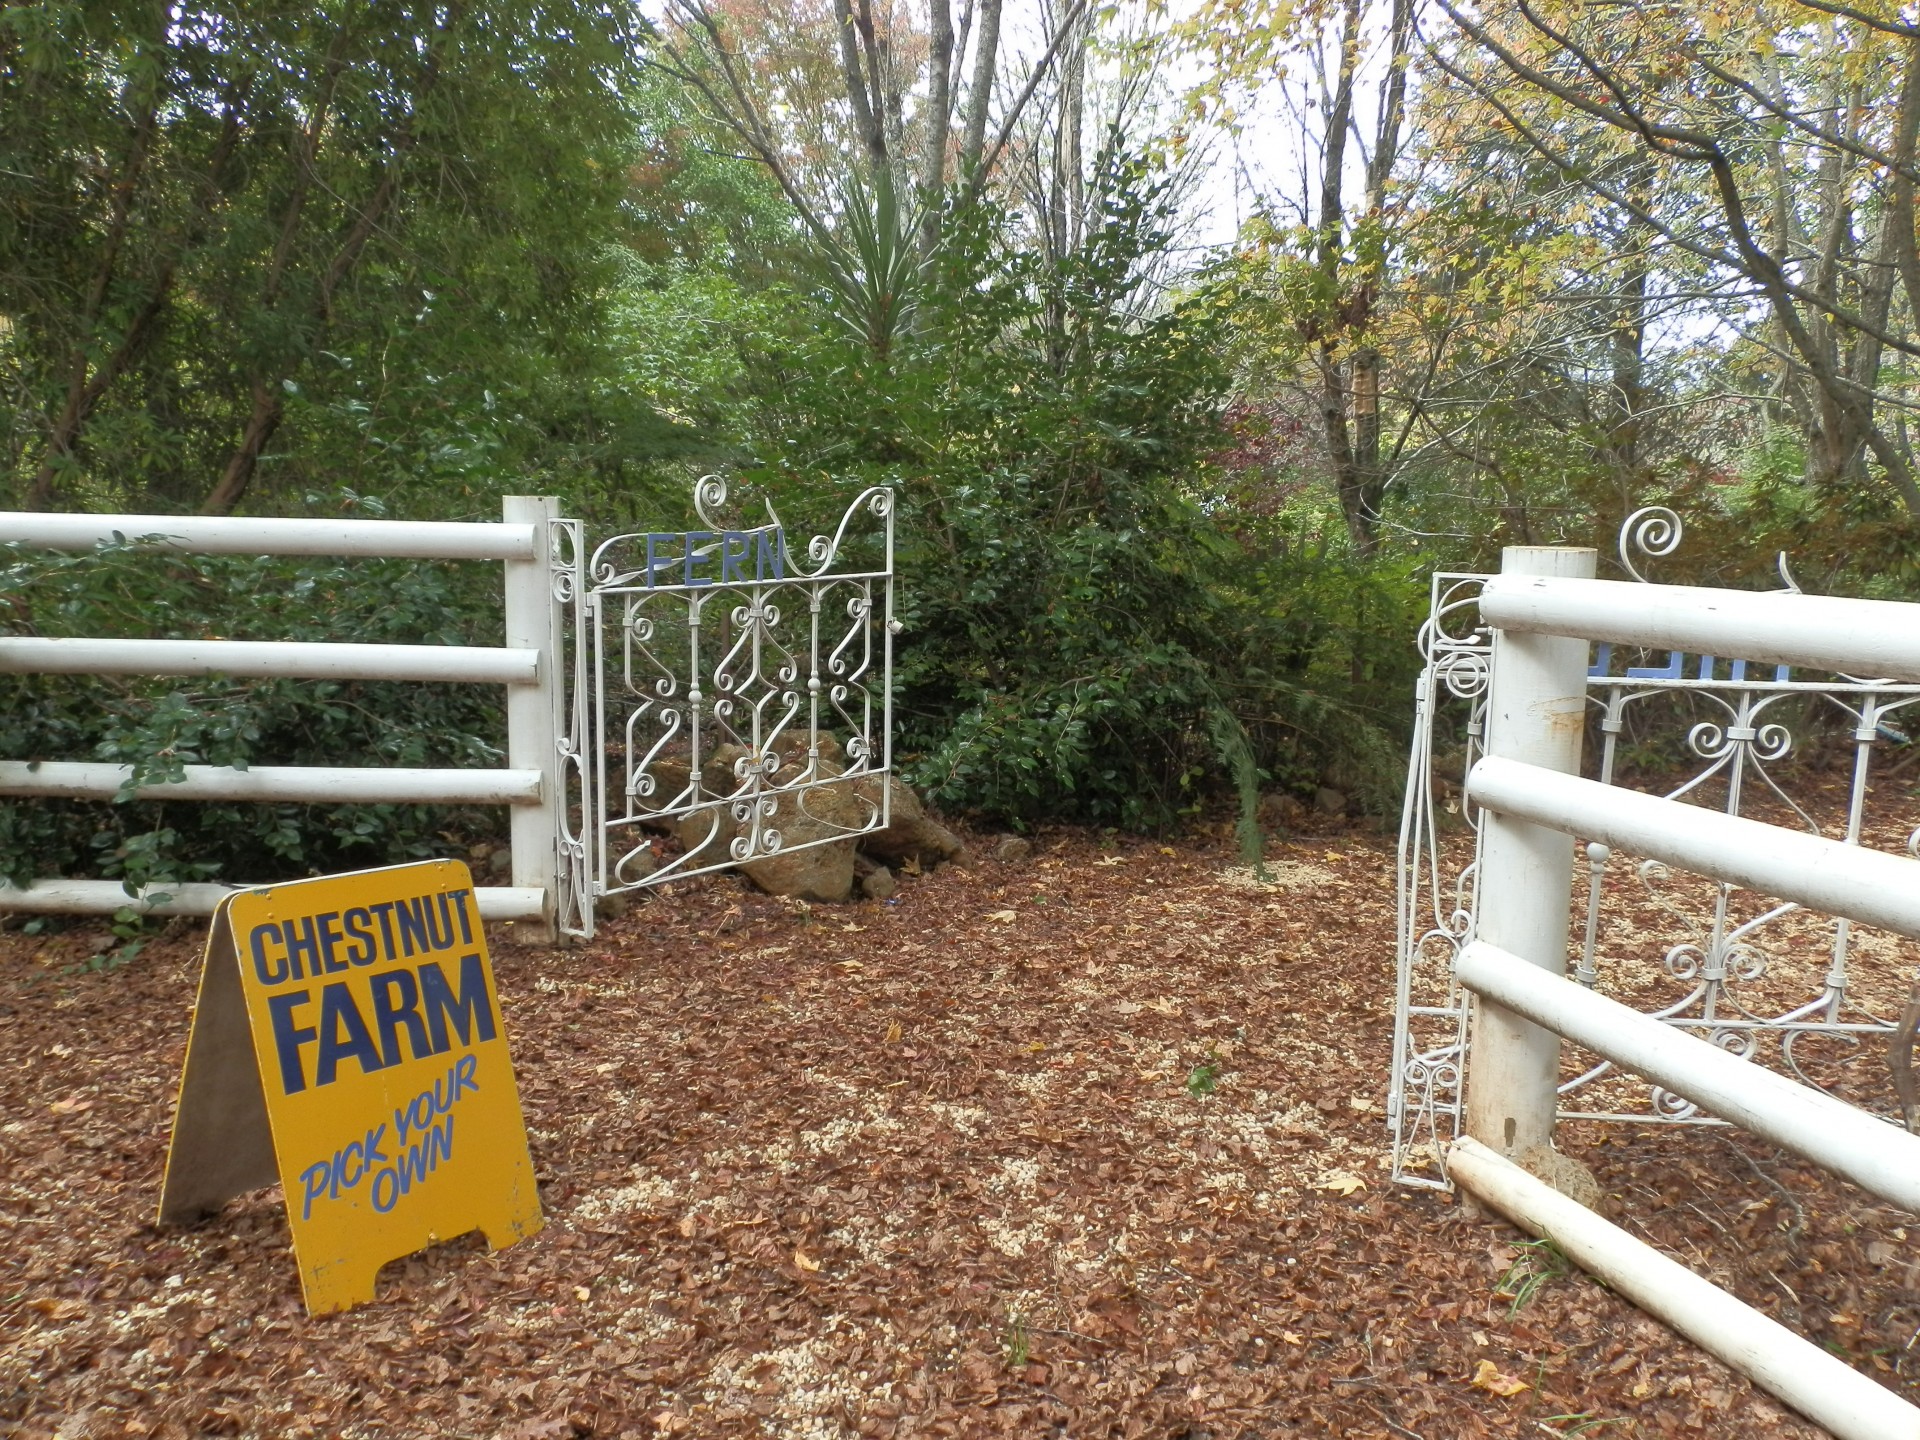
159,860,542,1315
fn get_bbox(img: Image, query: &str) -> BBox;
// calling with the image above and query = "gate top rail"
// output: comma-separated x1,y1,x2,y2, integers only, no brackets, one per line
1480,574,1920,684
0,511,537,561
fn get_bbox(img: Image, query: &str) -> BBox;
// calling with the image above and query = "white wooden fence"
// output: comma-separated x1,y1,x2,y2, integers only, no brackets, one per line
1457,546,1920,1439
0,498,569,940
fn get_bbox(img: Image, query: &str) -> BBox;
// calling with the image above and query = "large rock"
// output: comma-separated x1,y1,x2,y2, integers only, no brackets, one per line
739,779,864,903
992,835,1032,865
665,741,863,902
854,773,967,870
1516,1143,1605,1211
634,730,956,902
854,851,898,901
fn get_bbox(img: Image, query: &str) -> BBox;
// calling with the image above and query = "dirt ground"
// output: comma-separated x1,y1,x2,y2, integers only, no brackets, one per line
3,808,1918,1439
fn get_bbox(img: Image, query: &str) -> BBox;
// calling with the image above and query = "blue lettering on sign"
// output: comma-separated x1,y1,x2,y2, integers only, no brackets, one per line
640,528,785,589
254,887,494,1096
296,1055,479,1218
1589,646,1794,684
269,952,496,1095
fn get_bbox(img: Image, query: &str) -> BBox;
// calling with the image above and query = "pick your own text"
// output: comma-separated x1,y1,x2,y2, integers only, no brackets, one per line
298,1055,476,1218
248,887,498,1097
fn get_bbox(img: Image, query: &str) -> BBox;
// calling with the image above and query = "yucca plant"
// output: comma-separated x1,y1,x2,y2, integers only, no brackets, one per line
819,169,923,359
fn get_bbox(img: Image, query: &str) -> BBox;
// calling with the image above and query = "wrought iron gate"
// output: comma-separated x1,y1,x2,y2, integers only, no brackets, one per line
553,478,899,939
1390,510,1920,1186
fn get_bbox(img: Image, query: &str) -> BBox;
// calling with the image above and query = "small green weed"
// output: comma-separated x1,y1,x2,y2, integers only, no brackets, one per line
1495,1237,1572,1316
1186,1046,1221,1097
1002,1311,1031,1371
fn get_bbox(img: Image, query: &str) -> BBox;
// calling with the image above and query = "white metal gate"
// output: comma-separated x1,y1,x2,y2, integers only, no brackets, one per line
572,479,898,921
1392,511,1920,1179
1391,510,1920,1438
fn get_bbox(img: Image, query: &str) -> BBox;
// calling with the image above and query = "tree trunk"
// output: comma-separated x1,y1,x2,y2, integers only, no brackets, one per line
200,15,430,515
959,0,1002,180
25,70,257,511
25,86,160,509
918,0,954,256
200,381,284,516
832,0,888,170
1061,8,1085,256
1316,0,1375,554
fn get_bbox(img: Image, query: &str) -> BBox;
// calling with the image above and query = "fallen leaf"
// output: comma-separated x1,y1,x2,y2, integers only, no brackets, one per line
49,1097,93,1116
29,1297,88,1322
1314,1171,1366,1197
885,1020,903,1043
1469,1359,1530,1397
574,1286,591,1302
793,1248,821,1273
1281,1331,1304,1346
988,910,1017,923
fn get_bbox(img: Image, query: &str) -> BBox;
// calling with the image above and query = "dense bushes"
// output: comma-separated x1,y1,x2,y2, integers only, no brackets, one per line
719,163,1422,836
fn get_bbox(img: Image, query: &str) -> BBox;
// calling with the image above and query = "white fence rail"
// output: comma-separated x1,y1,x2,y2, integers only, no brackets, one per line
1450,543,1920,1439
0,878,546,921
0,636,537,684
1449,1138,1920,1440
1456,940,1920,1214
0,762,542,806
1480,573,1920,683
0,498,569,940
1466,755,1920,938
3,511,537,560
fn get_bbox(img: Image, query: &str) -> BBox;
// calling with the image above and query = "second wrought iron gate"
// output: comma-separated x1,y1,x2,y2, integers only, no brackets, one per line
553,479,899,938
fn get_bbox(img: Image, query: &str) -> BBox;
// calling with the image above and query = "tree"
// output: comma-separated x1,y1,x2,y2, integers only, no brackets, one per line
1435,0,1920,514
638,0,1100,262
0,0,648,514
1185,0,1428,555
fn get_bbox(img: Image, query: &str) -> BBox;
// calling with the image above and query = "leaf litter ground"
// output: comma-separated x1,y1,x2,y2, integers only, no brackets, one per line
3,804,1917,1438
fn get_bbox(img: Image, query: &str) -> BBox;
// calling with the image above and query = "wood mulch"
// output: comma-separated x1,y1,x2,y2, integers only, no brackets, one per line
3,805,1916,1438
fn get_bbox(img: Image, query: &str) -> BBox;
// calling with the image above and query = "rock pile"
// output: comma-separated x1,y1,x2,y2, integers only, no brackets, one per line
638,731,966,903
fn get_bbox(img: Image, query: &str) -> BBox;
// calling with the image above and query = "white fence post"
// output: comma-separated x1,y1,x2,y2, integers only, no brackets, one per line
1465,545,1596,1162
503,496,562,944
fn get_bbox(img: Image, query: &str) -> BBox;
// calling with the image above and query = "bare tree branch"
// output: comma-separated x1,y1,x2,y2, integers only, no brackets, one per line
967,0,1094,204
